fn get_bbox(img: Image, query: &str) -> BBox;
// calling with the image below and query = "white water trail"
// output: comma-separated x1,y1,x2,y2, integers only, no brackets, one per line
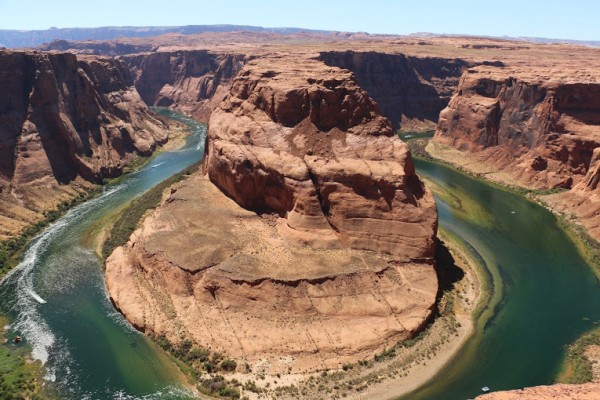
0,182,129,368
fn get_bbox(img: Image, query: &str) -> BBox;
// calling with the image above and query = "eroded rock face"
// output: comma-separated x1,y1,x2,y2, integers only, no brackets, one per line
475,382,600,399
204,57,438,258
0,50,169,240
106,55,439,373
432,65,600,243
123,50,246,122
106,175,438,373
320,51,473,131
435,66,600,190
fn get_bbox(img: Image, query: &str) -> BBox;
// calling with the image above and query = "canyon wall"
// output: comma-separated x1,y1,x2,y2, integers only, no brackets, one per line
319,50,473,131
431,65,600,241
39,39,156,56
106,55,439,373
122,50,246,122
434,66,600,190
124,49,472,131
0,50,169,240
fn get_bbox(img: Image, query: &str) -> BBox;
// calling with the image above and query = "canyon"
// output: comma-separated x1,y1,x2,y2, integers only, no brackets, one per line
0,50,172,241
2,29,600,399
430,56,600,242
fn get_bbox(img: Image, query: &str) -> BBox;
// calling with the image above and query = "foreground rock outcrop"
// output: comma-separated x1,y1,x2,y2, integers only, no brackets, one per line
106,56,438,373
106,175,438,373
0,50,169,240
475,382,600,399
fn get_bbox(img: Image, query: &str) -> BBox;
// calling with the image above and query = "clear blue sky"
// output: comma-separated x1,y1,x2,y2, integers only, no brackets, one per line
0,0,598,41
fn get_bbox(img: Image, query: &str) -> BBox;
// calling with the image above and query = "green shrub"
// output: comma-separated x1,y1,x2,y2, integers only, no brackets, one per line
219,359,237,372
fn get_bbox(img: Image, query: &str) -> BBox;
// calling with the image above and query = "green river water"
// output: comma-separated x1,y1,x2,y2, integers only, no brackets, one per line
0,110,204,399
0,115,598,399
402,159,600,400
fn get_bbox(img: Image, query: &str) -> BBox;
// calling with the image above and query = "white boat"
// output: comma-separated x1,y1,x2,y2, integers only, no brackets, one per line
481,386,490,392
26,289,46,304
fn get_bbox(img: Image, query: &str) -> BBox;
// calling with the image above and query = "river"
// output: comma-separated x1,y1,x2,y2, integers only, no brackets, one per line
0,109,205,400
1,116,599,400
402,159,600,400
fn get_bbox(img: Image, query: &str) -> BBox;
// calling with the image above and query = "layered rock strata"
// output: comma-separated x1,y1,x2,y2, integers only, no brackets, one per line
106,56,439,372
106,175,438,373
123,50,246,122
204,57,437,258
320,51,473,131
432,65,600,241
0,50,169,240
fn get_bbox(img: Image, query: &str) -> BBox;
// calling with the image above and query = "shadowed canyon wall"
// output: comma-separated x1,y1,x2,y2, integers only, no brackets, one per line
319,50,473,131
122,49,474,132
0,50,169,240
122,50,247,122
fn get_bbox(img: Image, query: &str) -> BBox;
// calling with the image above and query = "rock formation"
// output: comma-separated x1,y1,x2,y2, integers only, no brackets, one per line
475,382,600,399
106,55,439,373
40,39,156,56
204,57,437,257
320,51,473,131
434,66,600,190
430,63,600,242
123,50,246,122
0,50,169,240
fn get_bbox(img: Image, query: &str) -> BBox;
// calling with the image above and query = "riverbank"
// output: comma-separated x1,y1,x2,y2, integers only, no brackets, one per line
423,139,600,275
0,315,49,399
0,110,190,282
0,109,196,399
422,141,600,274
0,184,102,280
420,138,600,390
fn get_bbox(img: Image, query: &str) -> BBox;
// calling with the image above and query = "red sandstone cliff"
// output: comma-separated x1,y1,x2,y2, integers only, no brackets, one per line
123,50,246,122
319,51,474,131
204,56,438,257
431,65,600,242
0,50,170,240
434,66,600,190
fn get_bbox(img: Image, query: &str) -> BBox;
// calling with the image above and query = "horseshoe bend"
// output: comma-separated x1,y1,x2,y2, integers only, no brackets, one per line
1,19,600,400
105,55,439,374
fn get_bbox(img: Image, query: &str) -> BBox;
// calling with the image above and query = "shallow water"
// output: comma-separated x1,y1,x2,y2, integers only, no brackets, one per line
402,159,600,400
0,109,205,400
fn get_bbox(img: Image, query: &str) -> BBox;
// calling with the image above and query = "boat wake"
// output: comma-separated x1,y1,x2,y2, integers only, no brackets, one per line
0,182,129,368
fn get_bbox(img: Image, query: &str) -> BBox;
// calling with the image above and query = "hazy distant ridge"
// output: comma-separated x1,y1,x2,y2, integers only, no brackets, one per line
0,24,597,49
0,24,333,48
